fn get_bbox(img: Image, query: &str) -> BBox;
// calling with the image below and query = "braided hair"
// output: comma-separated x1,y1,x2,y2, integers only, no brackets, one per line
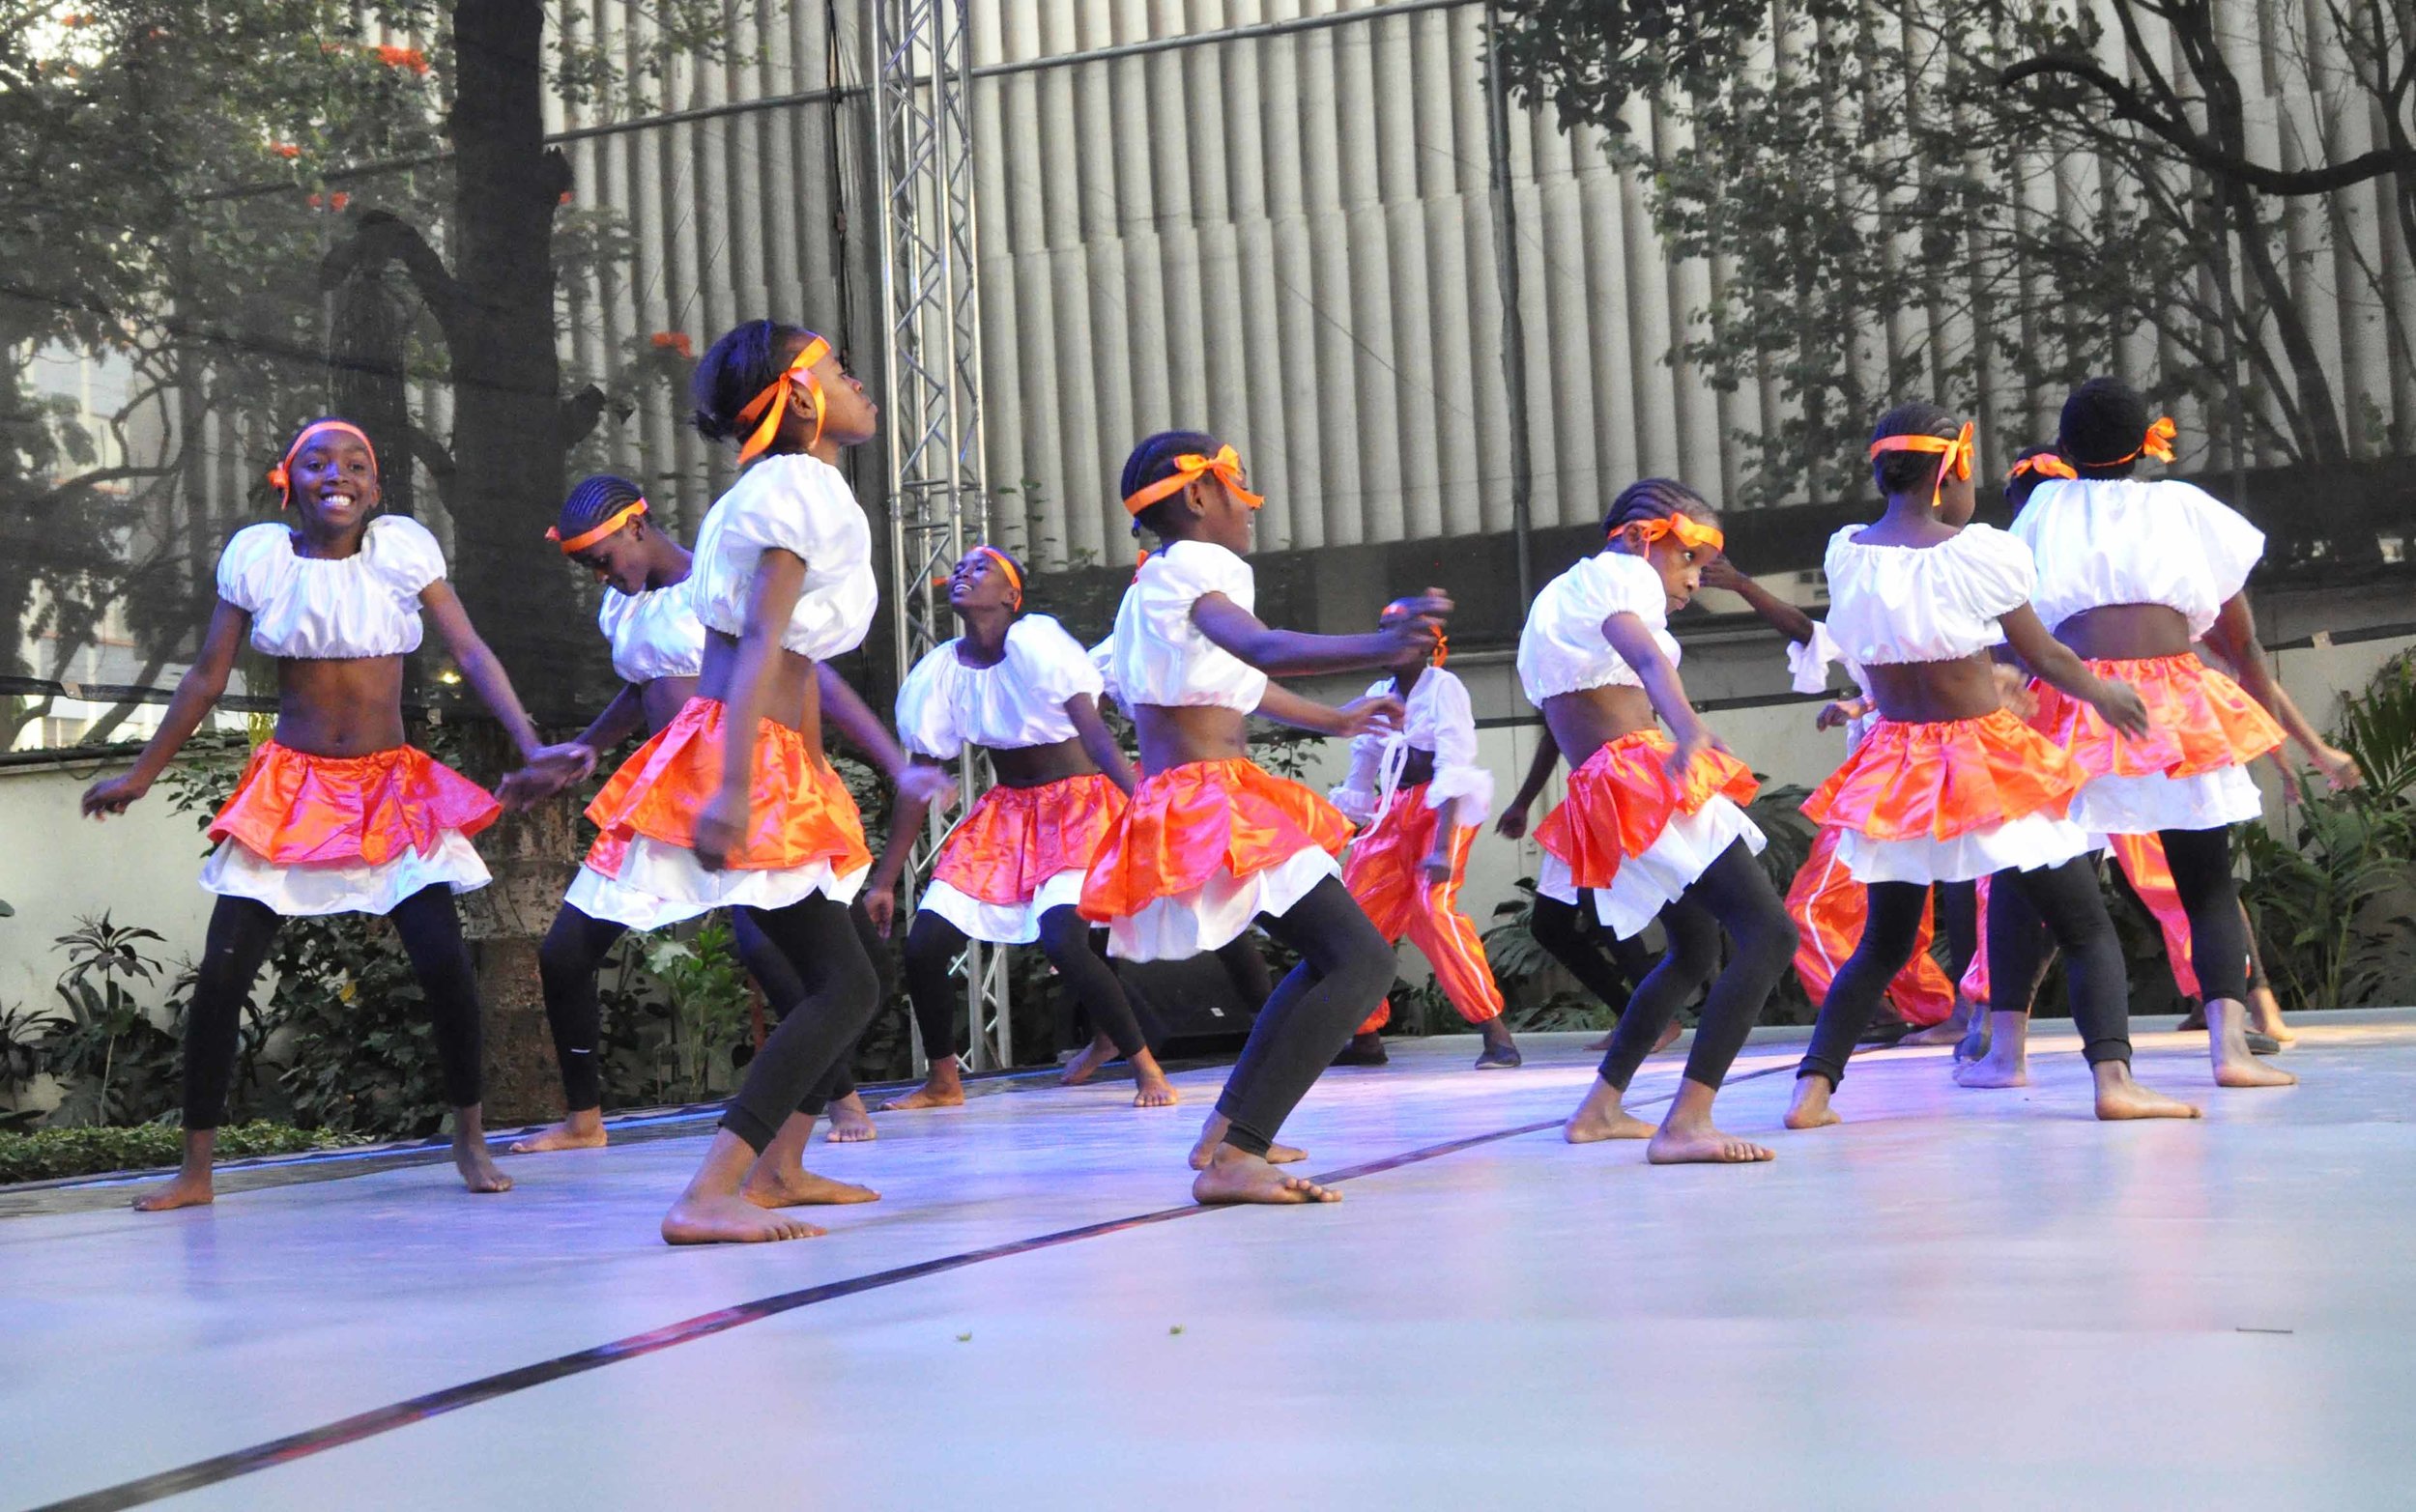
1868,402,1963,497
1602,477,1715,539
556,473,647,542
1121,428,1223,544
2057,377,2150,478
691,319,810,442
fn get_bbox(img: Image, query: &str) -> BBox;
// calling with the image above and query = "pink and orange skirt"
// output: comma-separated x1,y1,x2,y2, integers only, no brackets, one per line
2029,652,2281,834
1079,756,1350,961
924,771,1126,944
1533,730,1765,938
1801,706,2090,885
201,741,497,916
566,697,871,930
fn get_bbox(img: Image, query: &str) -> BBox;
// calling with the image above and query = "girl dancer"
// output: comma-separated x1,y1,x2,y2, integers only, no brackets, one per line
504,475,879,1157
1700,554,1974,1043
862,544,1178,1109
567,320,952,1243
1988,379,2356,1087
81,417,586,1209
1328,630,1520,1070
1783,403,2195,1127
1525,480,1797,1163
1080,430,1436,1204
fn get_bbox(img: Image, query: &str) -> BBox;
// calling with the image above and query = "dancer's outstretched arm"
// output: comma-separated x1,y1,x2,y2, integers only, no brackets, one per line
1495,729,1560,840
1067,693,1138,795
1194,589,1446,675
82,601,249,817
1997,604,2150,737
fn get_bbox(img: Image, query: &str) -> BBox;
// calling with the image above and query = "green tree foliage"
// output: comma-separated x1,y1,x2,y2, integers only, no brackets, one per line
1492,0,2416,506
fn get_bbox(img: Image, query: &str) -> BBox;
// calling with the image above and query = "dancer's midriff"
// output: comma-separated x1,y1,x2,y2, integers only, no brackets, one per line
2057,602,2194,661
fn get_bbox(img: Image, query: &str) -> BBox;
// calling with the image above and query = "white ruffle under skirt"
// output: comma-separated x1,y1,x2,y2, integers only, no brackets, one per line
200,834,490,917
1535,796,1767,939
1103,845,1338,962
563,835,866,931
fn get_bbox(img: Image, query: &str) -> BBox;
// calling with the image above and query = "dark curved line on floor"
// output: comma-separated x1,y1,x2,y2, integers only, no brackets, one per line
25,1062,1794,1512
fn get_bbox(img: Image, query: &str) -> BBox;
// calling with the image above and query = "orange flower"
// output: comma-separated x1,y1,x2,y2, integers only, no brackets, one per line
270,142,302,159
306,191,353,213
649,331,695,359
559,189,573,205
61,12,86,25
375,44,430,74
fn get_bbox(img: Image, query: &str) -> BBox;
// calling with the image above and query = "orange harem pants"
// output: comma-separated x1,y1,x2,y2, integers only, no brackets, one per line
1786,825,1957,1028
1960,832,2200,1003
1347,785,1504,1034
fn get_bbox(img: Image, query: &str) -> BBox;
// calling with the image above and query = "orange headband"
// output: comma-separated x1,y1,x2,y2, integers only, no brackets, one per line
2100,415,2178,467
973,545,1022,606
267,421,378,508
2007,453,2077,483
1121,443,1264,516
1432,631,1449,668
734,333,831,465
1618,511,1725,556
1868,420,1973,509
546,498,647,555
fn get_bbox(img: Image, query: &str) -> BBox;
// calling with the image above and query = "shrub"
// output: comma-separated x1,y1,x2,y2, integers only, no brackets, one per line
0,1121,355,1184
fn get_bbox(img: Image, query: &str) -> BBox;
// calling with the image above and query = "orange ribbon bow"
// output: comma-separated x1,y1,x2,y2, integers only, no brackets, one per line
2007,453,2078,483
267,420,378,508
734,333,831,465
1120,443,1264,516
1868,419,1973,509
546,498,647,554
1618,511,1726,556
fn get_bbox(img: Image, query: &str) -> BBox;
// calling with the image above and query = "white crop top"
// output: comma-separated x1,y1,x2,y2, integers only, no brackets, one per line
1821,522,2033,667
1102,541,1271,713
1329,665,1495,828
2011,477,2262,639
597,576,706,685
1516,551,1678,703
691,454,878,660
215,515,445,660
896,614,1105,759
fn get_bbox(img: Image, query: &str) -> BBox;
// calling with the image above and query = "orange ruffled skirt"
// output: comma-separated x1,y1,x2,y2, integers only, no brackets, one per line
923,773,1127,945
201,741,498,916
1079,757,1350,960
1801,708,2091,884
566,698,870,931
2029,653,2280,835
1532,731,1767,938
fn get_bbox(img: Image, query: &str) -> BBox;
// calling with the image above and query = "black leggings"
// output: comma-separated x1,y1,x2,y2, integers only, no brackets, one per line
2150,827,2252,1006
715,895,884,1152
1530,893,1658,1015
182,887,482,1131
906,904,1151,1062
1596,842,1796,1093
1937,879,1979,986
536,901,885,1119
1214,877,1397,1156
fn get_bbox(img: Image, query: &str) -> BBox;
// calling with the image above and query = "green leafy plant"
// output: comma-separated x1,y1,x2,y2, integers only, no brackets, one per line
636,921,754,1102
43,914,179,1128
0,1121,354,1185
2242,653,2416,1011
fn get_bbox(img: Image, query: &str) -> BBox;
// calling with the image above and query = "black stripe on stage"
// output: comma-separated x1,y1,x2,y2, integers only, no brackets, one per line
28,1064,1802,1512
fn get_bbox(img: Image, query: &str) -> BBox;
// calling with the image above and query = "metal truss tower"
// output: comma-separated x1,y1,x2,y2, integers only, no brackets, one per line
866,0,1003,1070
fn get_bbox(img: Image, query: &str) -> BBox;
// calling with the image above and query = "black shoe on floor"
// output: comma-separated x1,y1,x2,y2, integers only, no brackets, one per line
1332,1031,1390,1067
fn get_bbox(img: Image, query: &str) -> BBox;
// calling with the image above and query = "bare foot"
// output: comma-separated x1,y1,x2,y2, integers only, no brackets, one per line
133,1170,215,1212
1133,1069,1181,1108
1646,1080,1774,1162
1902,991,1976,1047
2092,1064,2202,1121
452,1115,512,1193
1647,1121,1774,1163
1563,1077,1657,1143
824,1094,877,1144
2210,999,2298,1088
664,1192,825,1243
507,1110,607,1155
1188,1114,1303,1169
1584,1032,1612,1053
879,1071,965,1111
1331,1030,1389,1066
1784,1075,1842,1130
743,1165,880,1209
1955,1012,2029,1089
1191,1145,1339,1205
1061,1032,1119,1087
1591,1018,1683,1055
2176,1001,2208,1032
2248,986,2297,1046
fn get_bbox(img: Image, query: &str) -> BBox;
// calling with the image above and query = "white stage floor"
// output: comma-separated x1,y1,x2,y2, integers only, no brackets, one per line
6,1012,2415,1511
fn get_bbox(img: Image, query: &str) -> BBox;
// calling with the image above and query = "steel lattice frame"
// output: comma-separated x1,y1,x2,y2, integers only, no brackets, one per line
866,0,1004,1070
